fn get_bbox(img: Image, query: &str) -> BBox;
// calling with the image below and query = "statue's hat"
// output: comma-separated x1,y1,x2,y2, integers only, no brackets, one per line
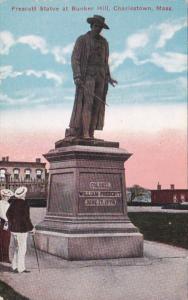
87,15,109,29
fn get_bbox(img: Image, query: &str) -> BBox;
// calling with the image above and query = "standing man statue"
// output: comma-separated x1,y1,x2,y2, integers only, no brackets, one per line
66,15,117,140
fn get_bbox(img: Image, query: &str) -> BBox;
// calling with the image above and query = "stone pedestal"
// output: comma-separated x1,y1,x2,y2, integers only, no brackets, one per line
35,143,143,260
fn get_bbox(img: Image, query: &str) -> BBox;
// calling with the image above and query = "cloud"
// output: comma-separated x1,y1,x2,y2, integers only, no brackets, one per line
150,52,187,73
0,92,53,106
109,51,130,71
110,75,187,106
25,70,64,86
0,85,73,106
0,65,64,86
109,18,187,73
127,32,149,49
0,65,22,80
156,19,187,48
0,31,72,64
52,43,73,64
0,92,34,105
109,31,150,70
0,31,15,55
0,103,186,134
104,103,187,134
117,77,187,89
178,76,187,89
18,35,49,54
109,32,150,70
64,95,74,101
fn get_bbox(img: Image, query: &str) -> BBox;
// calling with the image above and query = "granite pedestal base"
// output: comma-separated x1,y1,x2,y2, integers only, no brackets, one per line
35,143,143,260
35,231,143,260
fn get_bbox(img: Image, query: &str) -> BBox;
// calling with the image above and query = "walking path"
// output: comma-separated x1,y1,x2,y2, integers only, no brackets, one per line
0,208,187,300
0,239,188,300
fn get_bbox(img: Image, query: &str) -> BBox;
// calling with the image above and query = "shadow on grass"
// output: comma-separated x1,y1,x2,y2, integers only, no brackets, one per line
128,212,188,249
0,280,30,300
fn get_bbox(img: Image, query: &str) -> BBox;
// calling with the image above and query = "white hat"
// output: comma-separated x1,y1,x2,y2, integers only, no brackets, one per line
1,189,14,199
15,186,28,198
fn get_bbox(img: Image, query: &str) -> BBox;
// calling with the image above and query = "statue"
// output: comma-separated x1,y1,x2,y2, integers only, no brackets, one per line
66,15,117,140
38,19,143,262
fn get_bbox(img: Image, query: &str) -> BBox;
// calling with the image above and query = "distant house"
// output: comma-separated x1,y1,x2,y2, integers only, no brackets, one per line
151,183,188,205
0,156,47,200
132,192,151,203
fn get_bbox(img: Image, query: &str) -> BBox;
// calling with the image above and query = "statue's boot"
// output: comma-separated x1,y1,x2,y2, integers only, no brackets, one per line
89,128,95,139
82,124,91,139
82,133,91,139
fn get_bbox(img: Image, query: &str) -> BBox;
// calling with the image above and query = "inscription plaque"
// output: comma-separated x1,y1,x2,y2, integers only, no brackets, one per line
84,199,117,206
79,173,124,214
89,182,111,189
79,191,121,197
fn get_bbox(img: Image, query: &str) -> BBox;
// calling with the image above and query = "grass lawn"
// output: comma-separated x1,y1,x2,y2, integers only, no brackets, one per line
0,280,30,300
128,212,188,249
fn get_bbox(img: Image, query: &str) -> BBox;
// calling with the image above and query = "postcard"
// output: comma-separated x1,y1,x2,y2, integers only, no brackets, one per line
0,0,187,299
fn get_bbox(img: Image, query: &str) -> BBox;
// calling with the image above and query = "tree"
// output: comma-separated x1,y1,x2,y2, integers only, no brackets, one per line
129,184,147,202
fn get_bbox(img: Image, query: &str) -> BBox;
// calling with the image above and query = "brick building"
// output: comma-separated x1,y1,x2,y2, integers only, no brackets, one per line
0,156,47,200
151,183,188,205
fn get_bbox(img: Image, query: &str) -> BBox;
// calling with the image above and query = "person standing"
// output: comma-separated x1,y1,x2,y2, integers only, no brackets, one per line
67,15,117,139
0,189,14,263
6,186,34,273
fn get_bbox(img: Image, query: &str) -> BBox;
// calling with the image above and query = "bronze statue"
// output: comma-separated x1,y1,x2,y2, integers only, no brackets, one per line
66,15,117,140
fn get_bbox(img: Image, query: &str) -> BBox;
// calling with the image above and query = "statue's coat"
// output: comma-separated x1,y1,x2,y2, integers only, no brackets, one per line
69,32,110,131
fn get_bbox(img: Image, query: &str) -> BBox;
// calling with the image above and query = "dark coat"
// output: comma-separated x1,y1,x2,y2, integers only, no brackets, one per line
69,31,110,131
0,219,11,262
6,198,33,233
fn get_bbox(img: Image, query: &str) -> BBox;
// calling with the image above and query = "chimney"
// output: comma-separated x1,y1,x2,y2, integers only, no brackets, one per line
157,182,161,190
170,184,175,190
6,156,9,161
36,158,41,163
2,157,6,161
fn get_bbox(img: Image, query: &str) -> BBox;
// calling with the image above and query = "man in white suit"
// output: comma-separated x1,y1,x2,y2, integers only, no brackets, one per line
6,186,35,273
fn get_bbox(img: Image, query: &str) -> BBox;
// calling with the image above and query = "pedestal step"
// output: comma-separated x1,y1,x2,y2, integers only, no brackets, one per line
35,230,143,260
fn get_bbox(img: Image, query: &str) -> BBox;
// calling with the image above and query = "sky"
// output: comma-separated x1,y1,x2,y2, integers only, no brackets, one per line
0,0,187,189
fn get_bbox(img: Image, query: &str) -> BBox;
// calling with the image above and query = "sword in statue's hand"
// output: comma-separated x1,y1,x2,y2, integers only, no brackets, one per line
81,83,109,107
74,77,118,106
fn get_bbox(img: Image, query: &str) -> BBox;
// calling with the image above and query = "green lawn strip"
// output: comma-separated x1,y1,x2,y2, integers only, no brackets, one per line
0,280,30,300
128,212,188,249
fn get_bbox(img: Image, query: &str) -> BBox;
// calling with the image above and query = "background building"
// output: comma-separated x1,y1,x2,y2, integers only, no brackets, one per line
0,156,47,202
151,183,188,205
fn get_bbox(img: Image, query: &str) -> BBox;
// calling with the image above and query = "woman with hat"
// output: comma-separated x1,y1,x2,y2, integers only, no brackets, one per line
0,189,14,263
6,186,34,273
